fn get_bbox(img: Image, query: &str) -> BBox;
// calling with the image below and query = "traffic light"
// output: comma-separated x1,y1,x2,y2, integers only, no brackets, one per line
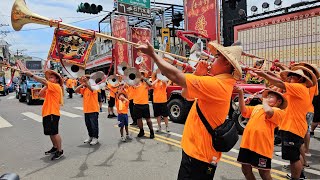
50,61,55,70
172,12,183,27
77,2,103,14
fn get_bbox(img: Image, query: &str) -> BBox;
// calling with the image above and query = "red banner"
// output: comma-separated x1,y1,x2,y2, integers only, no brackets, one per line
48,29,95,67
131,27,152,72
112,15,129,72
185,0,218,41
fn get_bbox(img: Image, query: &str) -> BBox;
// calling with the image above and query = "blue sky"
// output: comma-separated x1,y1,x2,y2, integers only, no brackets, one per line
0,0,304,60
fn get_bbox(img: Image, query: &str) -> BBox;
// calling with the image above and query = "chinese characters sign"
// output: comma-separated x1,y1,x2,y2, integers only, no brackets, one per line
131,27,151,72
112,15,129,71
118,0,151,9
185,0,218,40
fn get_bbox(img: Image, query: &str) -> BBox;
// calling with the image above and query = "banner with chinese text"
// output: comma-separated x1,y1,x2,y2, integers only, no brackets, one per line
111,15,129,72
131,27,152,72
185,0,218,40
48,29,96,67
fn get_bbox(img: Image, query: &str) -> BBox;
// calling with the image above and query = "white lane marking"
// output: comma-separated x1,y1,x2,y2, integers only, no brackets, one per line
7,96,15,100
73,107,83,110
22,112,42,122
60,110,81,118
0,116,13,128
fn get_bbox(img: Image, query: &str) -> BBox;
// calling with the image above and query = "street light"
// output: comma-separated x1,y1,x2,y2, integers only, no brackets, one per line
250,6,258,15
262,2,270,12
274,0,282,9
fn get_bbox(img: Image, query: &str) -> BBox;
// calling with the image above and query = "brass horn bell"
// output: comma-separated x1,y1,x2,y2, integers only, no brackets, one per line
107,75,120,87
135,56,144,65
62,63,85,78
88,71,106,90
123,67,141,86
117,61,129,76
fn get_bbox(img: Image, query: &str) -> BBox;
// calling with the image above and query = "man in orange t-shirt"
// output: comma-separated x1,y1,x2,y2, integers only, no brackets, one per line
136,41,242,179
134,72,155,139
236,87,286,180
75,75,100,145
23,70,64,160
253,66,316,179
65,77,74,98
151,77,170,132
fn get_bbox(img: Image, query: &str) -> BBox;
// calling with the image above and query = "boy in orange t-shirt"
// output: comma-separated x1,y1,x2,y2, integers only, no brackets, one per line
115,92,132,142
65,77,74,98
23,70,64,160
151,76,170,132
75,75,100,145
236,87,286,180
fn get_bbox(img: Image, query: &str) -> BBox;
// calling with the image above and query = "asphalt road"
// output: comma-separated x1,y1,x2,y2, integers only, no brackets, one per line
1,92,320,180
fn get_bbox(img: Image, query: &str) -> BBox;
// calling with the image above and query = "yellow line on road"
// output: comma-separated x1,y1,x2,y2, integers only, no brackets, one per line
126,126,287,179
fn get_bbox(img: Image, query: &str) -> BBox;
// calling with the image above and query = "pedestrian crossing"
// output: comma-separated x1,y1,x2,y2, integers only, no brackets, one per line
7,96,15,100
21,112,42,122
0,116,12,128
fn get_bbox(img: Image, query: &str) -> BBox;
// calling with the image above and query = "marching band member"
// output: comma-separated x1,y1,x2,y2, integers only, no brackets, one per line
136,41,242,179
23,70,64,160
251,66,316,180
107,83,117,118
151,70,170,132
127,84,137,126
65,77,74,99
235,87,286,180
134,70,154,139
74,75,100,145
115,89,132,142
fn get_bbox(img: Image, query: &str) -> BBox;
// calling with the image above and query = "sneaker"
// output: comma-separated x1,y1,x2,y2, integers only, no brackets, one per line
90,138,99,145
45,147,57,155
310,131,314,136
305,153,311,157
304,164,310,168
84,137,93,144
286,172,306,179
275,151,282,157
121,136,126,142
126,135,132,140
150,131,155,139
51,150,64,160
112,114,117,118
137,129,145,137
156,126,161,132
166,126,170,133
283,165,290,170
107,114,113,118
100,108,103,112
130,122,137,126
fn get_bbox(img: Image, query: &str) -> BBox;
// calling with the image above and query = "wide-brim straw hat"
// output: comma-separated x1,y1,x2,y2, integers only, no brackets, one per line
207,41,243,80
280,69,313,88
291,66,317,87
291,62,319,79
262,88,288,109
45,70,63,86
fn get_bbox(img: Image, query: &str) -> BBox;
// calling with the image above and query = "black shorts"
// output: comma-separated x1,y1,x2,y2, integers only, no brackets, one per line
98,92,102,102
43,115,60,135
280,130,304,162
237,148,271,170
178,150,217,180
108,97,115,107
153,102,169,117
134,104,150,119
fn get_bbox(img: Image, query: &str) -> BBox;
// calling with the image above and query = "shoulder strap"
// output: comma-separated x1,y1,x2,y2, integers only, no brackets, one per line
196,101,216,136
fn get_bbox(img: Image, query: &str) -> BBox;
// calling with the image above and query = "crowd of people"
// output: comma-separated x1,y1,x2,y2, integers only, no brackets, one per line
20,40,320,180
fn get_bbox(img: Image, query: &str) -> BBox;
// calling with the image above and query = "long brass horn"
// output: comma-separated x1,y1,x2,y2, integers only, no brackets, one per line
11,0,199,63
107,75,120,87
117,62,129,76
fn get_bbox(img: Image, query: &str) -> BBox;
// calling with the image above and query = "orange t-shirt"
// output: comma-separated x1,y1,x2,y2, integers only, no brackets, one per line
42,82,62,117
241,105,285,158
181,74,236,164
66,79,74,88
127,86,135,101
153,81,167,103
107,84,117,98
80,87,99,113
280,82,310,137
116,96,129,114
308,85,318,112
133,82,149,105
72,79,78,87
